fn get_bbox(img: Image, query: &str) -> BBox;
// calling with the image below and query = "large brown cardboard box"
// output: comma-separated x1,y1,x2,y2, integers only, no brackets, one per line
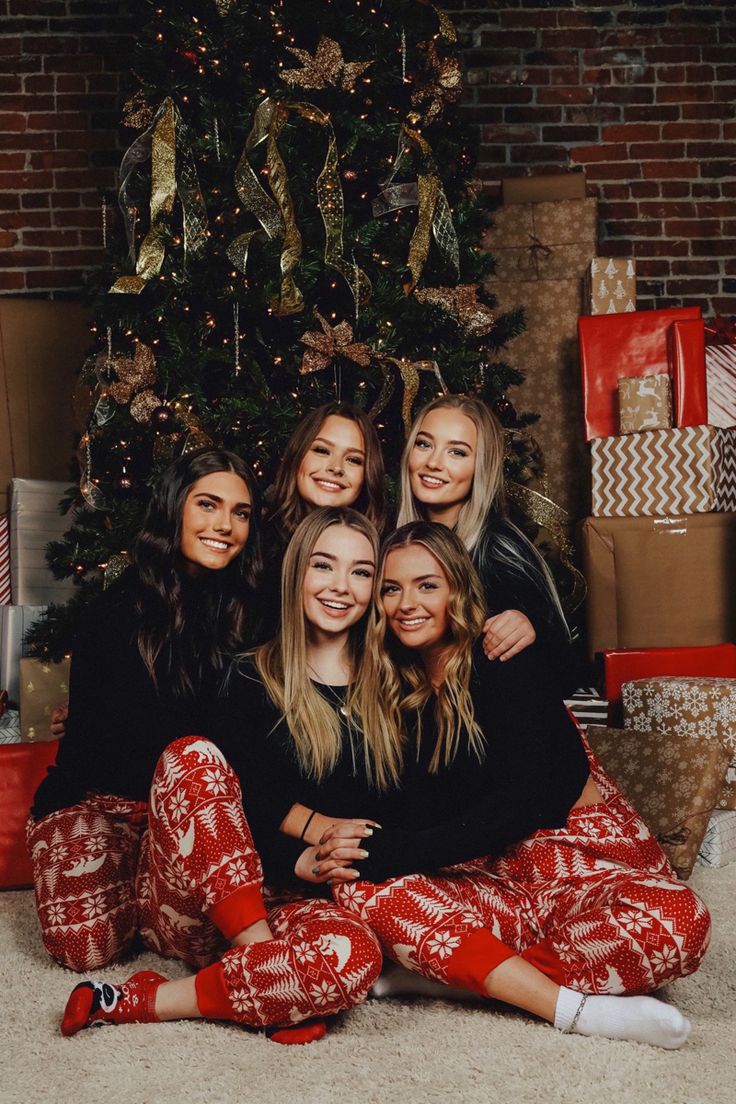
0,300,90,514
581,512,736,657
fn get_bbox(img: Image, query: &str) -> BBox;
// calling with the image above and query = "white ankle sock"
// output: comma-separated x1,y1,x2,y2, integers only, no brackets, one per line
554,986,691,1049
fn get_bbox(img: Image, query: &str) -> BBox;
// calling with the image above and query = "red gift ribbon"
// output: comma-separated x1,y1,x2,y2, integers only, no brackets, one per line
705,315,736,346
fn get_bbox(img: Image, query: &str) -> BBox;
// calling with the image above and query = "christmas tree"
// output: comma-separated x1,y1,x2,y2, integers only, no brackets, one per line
29,0,541,660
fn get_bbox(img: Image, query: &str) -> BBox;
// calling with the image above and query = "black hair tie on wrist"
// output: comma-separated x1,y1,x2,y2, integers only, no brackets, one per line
300,809,317,841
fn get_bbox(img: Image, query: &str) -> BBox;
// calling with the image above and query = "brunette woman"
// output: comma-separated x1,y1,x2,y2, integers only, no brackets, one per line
29,448,263,973
57,507,389,1040
322,522,710,1049
396,395,575,674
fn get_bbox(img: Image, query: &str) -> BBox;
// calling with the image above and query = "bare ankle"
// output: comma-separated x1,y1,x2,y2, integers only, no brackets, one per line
231,918,274,947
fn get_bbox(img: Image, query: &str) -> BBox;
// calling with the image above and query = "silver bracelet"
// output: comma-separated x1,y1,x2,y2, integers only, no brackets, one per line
563,993,588,1034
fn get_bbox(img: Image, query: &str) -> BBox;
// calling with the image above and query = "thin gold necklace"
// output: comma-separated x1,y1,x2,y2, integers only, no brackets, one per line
306,662,349,716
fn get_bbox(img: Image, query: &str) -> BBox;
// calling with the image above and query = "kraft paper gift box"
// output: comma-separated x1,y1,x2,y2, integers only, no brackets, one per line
617,374,672,434
18,656,70,743
590,425,736,517
580,512,736,656
705,319,736,428
0,514,9,606
502,172,587,206
586,724,730,879
0,604,46,706
584,257,636,316
697,809,736,868
10,478,78,606
578,307,707,441
622,676,736,811
486,198,597,285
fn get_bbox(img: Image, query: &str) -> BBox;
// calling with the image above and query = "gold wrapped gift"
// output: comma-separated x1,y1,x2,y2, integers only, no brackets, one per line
618,373,672,434
19,657,70,743
587,724,731,879
622,676,736,811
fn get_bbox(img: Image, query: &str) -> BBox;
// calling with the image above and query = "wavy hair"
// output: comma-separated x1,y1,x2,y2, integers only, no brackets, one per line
252,507,400,789
364,522,487,773
130,447,262,696
396,394,569,637
267,402,386,541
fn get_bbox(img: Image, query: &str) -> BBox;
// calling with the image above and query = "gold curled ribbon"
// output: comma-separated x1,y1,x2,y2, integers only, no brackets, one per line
505,480,587,611
227,98,371,315
110,99,176,294
402,127,459,289
418,0,458,42
380,356,448,433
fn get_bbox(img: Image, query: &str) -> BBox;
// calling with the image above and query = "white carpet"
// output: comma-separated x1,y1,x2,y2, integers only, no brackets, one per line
2,864,734,1104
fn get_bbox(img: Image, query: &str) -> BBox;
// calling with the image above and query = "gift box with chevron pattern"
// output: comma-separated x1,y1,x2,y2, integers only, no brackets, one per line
590,424,736,517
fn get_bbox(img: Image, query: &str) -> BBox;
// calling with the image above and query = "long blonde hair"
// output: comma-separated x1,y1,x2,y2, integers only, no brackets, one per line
397,394,569,637
252,507,400,789
364,522,487,774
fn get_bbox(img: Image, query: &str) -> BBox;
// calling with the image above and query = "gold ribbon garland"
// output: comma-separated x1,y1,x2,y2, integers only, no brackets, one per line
227,98,371,315
505,480,587,611
373,356,448,433
111,98,208,294
402,127,459,289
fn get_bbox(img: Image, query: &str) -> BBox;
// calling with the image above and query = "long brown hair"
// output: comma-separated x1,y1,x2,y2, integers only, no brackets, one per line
130,448,262,696
267,402,386,541
252,507,401,789
364,522,487,773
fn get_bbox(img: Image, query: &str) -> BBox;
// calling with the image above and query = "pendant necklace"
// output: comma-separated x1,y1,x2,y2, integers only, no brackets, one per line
307,662,349,717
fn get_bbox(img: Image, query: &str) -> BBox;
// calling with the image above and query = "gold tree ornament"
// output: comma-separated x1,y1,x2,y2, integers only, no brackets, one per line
103,342,158,404
414,285,495,338
281,36,373,92
122,91,155,129
299,311,372,374
410,41,462,126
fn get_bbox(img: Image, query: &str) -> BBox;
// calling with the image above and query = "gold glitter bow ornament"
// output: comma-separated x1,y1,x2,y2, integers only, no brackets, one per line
299,311,372,374
110,98,208,294
281,36,373,92
409,40,463,126
99,341,162,425
414,284,495,339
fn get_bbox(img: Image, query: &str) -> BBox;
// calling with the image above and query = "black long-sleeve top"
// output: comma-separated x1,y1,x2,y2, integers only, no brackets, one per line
212,642,590,886
32,573,212,821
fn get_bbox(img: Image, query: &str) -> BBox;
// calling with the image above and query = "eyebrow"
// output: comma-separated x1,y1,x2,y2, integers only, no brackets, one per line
416,431,473,449
193,493,251,508
383,573,443,583
310,550,375,566
312,436,365,455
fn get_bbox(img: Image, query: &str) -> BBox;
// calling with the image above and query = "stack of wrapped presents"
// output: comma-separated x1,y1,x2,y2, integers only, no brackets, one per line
1,480,71,887
576,288,736,878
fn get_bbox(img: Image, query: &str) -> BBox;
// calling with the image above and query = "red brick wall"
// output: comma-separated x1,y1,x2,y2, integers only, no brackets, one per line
0,0,130,295
447,0,736,316
1,1,734,315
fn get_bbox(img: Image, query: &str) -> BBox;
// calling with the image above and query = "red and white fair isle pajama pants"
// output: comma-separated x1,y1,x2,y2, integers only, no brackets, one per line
333,751,711,998
28,737,381,1029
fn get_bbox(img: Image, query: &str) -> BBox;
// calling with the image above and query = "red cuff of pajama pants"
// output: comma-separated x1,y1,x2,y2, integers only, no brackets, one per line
195,961,232,1020
205,883,267,940
521,939,567,985
444,927,517,995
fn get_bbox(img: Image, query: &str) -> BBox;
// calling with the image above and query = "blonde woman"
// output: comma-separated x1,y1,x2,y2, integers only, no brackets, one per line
396,395,574,673
323,522,711,1049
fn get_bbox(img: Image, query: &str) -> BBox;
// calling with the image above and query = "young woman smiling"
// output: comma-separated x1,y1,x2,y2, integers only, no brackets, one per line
324,522,710,1049
29,448,263,974
58,507,389,1042
396,395,574,672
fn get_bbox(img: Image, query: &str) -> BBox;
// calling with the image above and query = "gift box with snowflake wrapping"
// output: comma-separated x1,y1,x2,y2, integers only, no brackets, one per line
622,676,736,811
586,723,731,879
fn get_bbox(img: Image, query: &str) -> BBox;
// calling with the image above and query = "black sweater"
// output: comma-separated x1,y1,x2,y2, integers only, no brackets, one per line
32,574,212,821
212,643,590,886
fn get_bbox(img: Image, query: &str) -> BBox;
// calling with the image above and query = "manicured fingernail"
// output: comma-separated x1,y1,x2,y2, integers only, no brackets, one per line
312,866,320,875
349,871,359,879
319,836,326,845
363,828,373,837
372,823,383,829
326,879,334,887
357,849,369,858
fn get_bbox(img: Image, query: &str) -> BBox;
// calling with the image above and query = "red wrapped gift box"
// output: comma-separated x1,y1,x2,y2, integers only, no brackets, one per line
603,643,736,725
579,306,705,441
0,739,58,889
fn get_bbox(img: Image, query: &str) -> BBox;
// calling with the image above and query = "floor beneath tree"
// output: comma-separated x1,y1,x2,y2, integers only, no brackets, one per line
2,863,733,1104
